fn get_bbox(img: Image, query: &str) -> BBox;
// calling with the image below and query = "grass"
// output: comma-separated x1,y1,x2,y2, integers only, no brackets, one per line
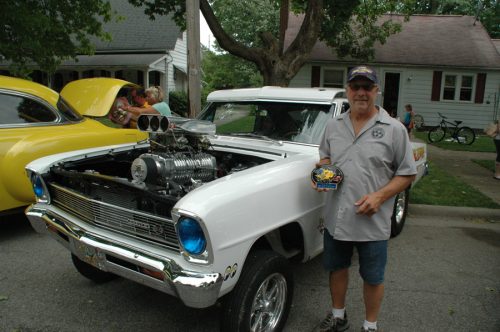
471,159,495,172
410,161,500,208
217,115,256,133
414,130,496,152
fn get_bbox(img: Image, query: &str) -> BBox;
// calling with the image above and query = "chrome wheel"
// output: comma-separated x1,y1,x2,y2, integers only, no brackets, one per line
391,188,410,237
250,273,287,332
394,190,406,226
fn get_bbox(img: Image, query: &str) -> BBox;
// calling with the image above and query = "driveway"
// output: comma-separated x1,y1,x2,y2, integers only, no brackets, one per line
1,211,499,331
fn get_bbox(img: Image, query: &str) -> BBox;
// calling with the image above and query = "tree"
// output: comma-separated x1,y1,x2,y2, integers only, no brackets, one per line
401,0,499,38
129,0,406,86
0,0,114,77
201,47,262,92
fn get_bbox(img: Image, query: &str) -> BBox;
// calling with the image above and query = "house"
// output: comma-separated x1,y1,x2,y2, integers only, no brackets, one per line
286,14,500,130
0,0,188,97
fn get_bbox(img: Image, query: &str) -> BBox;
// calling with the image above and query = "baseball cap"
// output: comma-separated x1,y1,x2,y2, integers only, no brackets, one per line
347,66,378,84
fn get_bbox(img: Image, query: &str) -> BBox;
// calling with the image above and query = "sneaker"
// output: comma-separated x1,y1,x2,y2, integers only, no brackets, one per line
360,327,377,332
314,311,349,331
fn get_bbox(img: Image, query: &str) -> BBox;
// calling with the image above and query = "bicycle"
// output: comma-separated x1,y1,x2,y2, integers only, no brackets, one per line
413,114,424,130
427,112,475,145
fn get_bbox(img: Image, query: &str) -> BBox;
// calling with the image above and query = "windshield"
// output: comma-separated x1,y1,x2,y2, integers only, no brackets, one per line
199,101,335,144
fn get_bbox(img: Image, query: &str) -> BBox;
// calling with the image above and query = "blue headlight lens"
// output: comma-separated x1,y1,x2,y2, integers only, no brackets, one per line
178,218,206,255
32,175,45,198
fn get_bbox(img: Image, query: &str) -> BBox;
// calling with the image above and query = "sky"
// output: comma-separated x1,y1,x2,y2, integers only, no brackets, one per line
200,13,214,49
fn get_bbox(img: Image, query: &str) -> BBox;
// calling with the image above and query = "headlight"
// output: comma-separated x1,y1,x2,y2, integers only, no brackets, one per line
177,217,206,255
30,172,50,203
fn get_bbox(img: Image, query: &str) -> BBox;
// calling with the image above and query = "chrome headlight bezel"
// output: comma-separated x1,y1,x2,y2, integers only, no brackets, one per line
172,209,212,265
28,170,51,204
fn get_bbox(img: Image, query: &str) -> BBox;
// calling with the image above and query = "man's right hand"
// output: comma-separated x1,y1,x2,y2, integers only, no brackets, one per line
312,158,331,192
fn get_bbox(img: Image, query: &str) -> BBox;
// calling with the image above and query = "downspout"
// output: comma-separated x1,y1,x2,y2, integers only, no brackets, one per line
164,53,174,103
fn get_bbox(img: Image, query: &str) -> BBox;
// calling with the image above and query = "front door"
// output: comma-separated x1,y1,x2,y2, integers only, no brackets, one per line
383,72,400,118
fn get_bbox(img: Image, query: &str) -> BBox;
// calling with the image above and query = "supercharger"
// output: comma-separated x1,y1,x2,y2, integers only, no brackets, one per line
129,115,219,190
131,152,217,187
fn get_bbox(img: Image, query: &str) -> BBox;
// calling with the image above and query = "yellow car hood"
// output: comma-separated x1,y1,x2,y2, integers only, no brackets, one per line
60,78,139,117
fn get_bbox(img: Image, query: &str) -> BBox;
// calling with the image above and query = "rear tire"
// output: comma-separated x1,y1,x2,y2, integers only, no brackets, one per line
391,188,410,237
221,250,293,332
71,254,117,283
456,127,475,145
428,126,445,143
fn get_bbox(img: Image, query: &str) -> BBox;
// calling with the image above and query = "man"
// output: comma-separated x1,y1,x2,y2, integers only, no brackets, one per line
313,66,417,332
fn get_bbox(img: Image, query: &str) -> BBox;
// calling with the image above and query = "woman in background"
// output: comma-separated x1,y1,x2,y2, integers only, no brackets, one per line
124,85,171,120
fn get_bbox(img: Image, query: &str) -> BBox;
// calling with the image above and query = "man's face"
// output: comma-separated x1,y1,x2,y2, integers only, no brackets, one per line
346,78,378,114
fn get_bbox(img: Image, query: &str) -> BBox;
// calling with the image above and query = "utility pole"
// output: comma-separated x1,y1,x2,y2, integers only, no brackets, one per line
186,0,201,118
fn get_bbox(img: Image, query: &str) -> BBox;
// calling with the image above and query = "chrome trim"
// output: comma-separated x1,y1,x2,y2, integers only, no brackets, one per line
48,183,180,251
26,205,223,308
172,208,213,265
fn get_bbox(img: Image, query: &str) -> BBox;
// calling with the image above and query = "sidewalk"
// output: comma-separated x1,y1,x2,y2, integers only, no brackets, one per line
409,139,500,218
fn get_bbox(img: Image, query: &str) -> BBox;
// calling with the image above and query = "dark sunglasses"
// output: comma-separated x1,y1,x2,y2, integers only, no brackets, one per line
348,82,376,91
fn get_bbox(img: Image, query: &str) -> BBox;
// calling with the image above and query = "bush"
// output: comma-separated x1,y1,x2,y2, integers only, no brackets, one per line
168,91,188,117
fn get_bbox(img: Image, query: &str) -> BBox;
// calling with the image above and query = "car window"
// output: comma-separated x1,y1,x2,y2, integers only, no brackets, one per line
57,97,83,122
199,101,332,144
0,92,57,125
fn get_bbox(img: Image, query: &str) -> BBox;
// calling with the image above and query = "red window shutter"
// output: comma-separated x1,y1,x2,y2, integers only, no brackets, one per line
475,73,486,104
311,66,320,87
431,71,442,101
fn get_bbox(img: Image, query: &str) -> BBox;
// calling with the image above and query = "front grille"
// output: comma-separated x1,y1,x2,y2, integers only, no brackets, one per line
49,183,180,251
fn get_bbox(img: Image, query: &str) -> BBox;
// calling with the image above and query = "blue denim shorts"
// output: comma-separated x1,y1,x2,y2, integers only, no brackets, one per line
323,230,388,285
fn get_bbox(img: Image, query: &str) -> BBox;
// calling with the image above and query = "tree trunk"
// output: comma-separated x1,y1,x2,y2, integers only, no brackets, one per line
201,0,324,87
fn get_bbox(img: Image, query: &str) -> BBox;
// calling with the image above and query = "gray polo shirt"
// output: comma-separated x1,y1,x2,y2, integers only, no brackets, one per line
319,107,417,241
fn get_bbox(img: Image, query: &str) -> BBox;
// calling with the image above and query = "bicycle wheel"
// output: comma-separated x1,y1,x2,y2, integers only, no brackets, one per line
413,114,424,129
456,126,475,145
428,126,445,143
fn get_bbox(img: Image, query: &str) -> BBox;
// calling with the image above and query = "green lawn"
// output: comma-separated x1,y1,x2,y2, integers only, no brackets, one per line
410,161,500,208
414,131,495,152
471,159,495,172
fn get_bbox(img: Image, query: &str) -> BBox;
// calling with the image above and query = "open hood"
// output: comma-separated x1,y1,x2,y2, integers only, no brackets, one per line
60,78,139,117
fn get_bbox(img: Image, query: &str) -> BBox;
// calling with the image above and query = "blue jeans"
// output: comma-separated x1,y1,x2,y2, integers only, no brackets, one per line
323,230,388,285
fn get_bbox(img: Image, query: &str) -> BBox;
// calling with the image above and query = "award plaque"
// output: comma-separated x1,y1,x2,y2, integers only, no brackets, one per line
311,164,344,190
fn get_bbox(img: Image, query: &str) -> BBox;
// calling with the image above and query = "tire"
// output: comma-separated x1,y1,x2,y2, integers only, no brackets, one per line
221,251,293,332
391,188,410,237
413,114,424,130
456,127,475,145
427,126,445,143
71,254,117,283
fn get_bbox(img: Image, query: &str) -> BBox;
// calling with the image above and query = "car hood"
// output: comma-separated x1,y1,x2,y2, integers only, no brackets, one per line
60,78,139,117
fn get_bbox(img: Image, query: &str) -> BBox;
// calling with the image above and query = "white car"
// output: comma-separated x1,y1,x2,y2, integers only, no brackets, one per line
26,87,427,331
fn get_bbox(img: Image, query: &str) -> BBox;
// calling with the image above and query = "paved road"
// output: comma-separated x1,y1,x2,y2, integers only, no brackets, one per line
1,212,499,332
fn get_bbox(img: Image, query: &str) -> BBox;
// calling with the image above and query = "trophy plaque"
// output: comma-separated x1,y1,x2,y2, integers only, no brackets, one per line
311,164,344,190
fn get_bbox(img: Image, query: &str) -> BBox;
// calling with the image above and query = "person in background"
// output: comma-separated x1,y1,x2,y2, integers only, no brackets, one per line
131,88,150,109
402,104,415,135
145,85,171,116
494,120,500,180
124,85,171,120
312,66,417,332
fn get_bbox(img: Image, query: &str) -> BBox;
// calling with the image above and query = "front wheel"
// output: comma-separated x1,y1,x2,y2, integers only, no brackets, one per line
413,114,424,130
456,127,475,145
391,188,410,237
428,126,445,143
221,251,293,332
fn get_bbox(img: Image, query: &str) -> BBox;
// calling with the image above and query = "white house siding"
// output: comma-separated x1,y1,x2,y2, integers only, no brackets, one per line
169,31,188,93
290,65,500,130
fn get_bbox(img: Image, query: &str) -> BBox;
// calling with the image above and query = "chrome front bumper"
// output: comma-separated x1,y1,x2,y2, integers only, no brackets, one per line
26,204,223,308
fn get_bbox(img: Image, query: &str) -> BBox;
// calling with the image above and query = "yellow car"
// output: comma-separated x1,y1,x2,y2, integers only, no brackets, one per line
0,76,148,215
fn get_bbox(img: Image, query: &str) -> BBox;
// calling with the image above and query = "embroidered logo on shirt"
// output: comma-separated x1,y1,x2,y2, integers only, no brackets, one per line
372,127,385,138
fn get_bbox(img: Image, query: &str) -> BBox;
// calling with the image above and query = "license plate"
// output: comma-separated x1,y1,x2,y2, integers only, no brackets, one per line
75,242,100,267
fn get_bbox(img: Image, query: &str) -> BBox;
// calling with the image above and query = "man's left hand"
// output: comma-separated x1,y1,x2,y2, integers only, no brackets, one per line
354,193,384,216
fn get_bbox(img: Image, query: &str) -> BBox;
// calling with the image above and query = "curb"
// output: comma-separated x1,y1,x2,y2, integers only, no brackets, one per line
408,204,500,219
